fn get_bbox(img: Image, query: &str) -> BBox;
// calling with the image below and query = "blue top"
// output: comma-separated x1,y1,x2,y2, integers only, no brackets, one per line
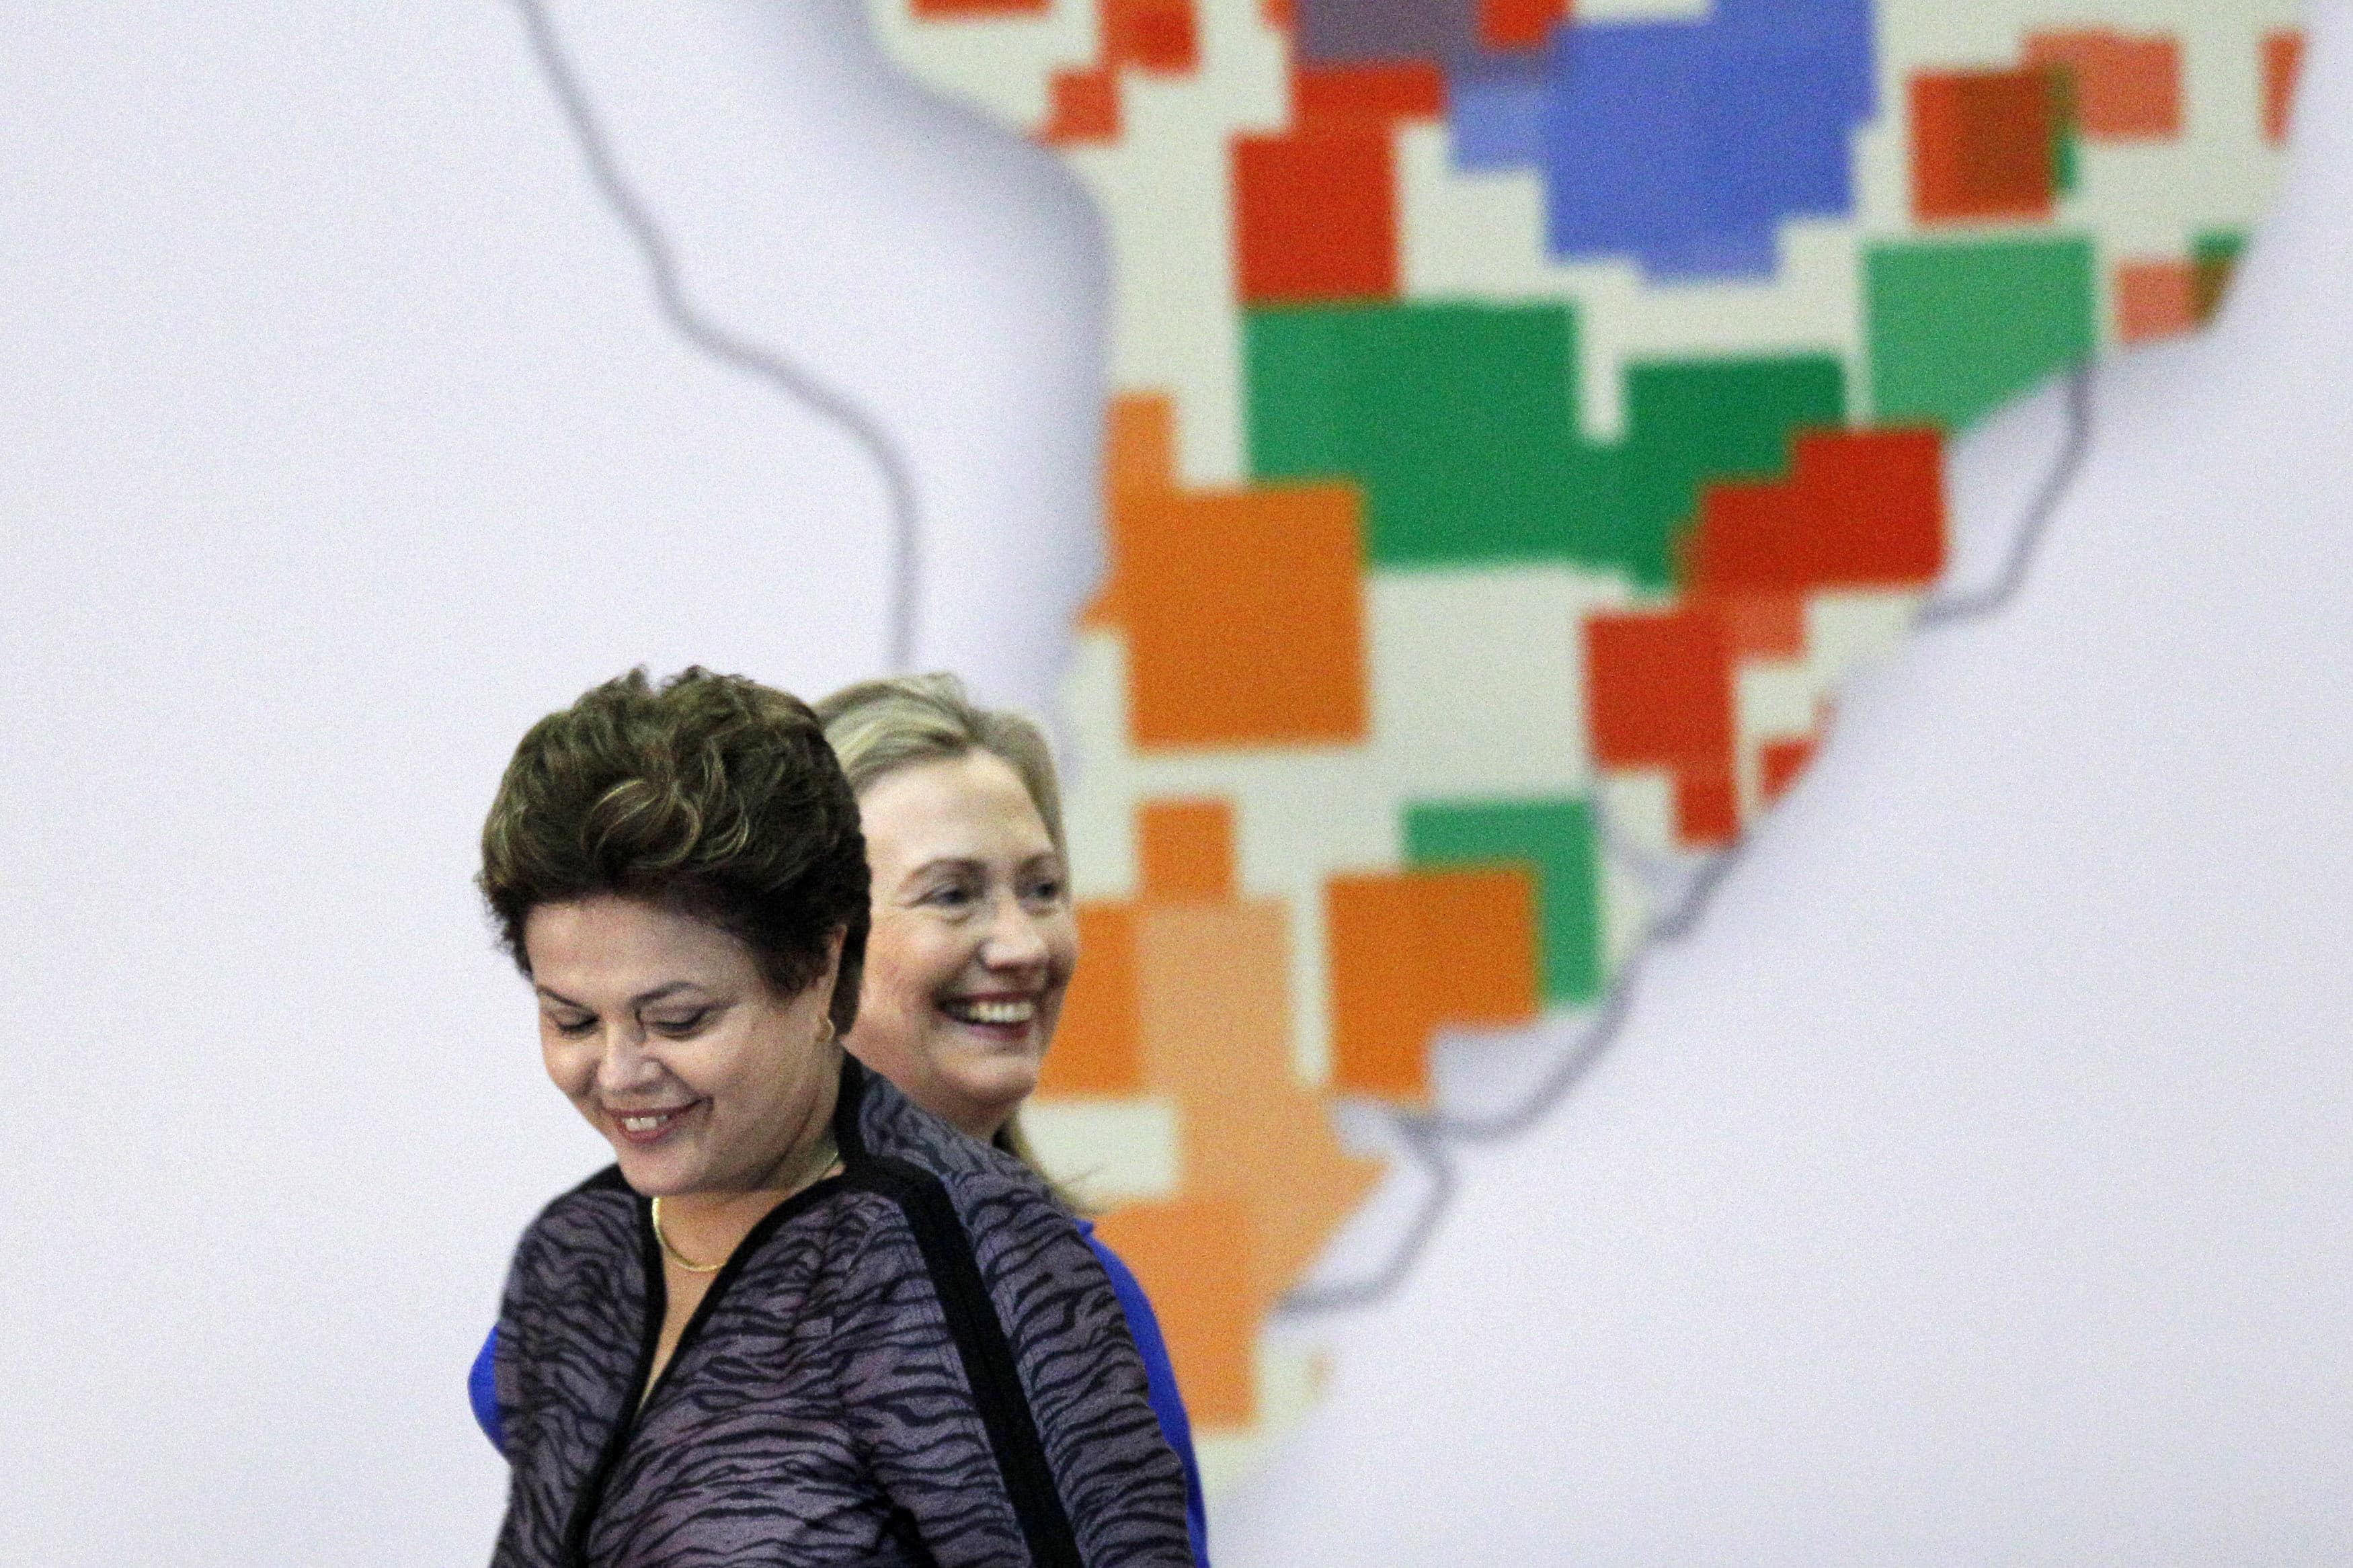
472,1218,1209,1567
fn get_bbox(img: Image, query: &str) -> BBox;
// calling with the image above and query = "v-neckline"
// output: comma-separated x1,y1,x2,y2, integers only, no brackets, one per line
621,1054,869,1418
558,1056,873,1567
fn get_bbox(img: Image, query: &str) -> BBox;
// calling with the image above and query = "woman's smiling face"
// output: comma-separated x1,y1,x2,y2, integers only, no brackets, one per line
525,895,842,1197
847,750,1076,1141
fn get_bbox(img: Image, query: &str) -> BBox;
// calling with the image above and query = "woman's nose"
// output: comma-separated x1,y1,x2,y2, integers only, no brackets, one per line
979,893,1050,971
594,1026,662,1094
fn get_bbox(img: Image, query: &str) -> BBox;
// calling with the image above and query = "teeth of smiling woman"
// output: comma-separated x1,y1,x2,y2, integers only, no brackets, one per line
621,1112,676,1132
950,998,1036,1026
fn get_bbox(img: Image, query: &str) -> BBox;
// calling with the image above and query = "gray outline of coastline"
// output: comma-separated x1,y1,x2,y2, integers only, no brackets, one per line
510,0,926,673
1279,366,2098,1315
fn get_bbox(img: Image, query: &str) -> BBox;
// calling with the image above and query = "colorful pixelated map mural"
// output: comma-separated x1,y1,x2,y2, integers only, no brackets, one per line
866,0,2303,1486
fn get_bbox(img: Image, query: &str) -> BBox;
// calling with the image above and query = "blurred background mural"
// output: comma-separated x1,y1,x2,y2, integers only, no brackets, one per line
6,1,2352,1563
865,0,2307,1494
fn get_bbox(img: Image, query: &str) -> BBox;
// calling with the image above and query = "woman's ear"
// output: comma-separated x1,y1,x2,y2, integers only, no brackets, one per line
820,924,857,1038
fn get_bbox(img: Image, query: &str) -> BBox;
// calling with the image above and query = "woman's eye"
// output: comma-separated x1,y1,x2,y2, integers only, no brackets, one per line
926,882,978,910
650,1012,707,1038
550,1016,596,1038
1026,876,1066,905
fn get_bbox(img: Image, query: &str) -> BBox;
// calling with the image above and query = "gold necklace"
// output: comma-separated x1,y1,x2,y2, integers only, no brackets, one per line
649,1196,725,1274
650,1130,840,1275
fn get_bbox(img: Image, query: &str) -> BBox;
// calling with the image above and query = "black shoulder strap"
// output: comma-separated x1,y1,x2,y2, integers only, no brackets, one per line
848,1156,1084,1568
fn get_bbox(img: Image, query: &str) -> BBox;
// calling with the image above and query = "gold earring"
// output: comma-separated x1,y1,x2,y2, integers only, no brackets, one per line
817,1016,837,1046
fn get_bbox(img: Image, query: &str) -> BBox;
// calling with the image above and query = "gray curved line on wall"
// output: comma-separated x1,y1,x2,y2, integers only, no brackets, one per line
1281,362,2101,1317
509,0,924,673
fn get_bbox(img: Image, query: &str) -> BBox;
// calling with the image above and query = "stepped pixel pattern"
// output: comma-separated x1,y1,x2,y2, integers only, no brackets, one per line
871,0,2302,1489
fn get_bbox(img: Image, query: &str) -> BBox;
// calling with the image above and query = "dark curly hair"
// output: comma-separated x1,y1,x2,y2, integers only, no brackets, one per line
478,667,869,1032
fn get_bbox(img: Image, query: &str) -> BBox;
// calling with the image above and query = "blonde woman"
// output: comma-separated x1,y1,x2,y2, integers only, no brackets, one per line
817,675,1207,1565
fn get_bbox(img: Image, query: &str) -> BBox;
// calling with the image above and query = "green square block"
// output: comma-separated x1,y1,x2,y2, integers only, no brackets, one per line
2055,121,2081,196
1245,301,1626,572
2194,229,2248,271
1621,354,1847,586
2051,69,2081,196
1867,236,2096,431
1404,797,1601,1004
1246,303,1851,588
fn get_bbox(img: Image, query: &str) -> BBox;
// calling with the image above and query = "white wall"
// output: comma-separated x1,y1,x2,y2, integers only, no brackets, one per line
0,5,1094,1563
7,0,2350,1562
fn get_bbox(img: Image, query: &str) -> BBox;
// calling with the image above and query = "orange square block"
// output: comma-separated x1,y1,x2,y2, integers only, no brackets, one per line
2266,30,2305,146
1116,481,1369,749
1326,868,1540,1099
1037,902,1144,1094
1585,606,1735,772
1105,0,1199,74
2114,259,2199,344
1087,395,1183,627
1106,393,1177,497
2024,30,2182,140
1091,1198,1258,1424
1139,798,1237,903
1233,126,1398,304
1909,69,2059,223
1131,901,1380,1307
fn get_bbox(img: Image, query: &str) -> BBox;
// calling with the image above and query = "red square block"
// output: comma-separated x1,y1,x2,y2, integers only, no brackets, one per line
1105,0,1199,75
1686,476,1809,592
1041,65,1119,145
1758,735,1819,803
1294,61,1445,128
1790,427,1946,586
1674,766,1739,848
1233,127,1398,304
1685,428,1944,594
1718,593,1807,660
1585,607,1735,772
1480,0,1559,52
1910,69,2059,223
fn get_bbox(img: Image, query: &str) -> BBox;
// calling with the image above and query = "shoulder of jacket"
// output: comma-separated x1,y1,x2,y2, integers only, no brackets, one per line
511,1165,636,1258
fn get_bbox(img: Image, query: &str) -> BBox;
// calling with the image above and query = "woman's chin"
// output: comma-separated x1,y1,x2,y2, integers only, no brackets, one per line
610,1141,701,1197
936,1055,1038,1130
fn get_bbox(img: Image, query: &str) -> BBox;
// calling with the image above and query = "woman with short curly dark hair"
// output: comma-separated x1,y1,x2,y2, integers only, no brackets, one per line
478,667,1191,1568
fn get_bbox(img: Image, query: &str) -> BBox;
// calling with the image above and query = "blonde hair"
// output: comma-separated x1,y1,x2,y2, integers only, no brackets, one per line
812,672,1074,1196
813,672,1066,858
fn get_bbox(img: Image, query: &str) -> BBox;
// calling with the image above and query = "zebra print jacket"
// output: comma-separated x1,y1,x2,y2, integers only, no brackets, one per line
489,1055,1195,1567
